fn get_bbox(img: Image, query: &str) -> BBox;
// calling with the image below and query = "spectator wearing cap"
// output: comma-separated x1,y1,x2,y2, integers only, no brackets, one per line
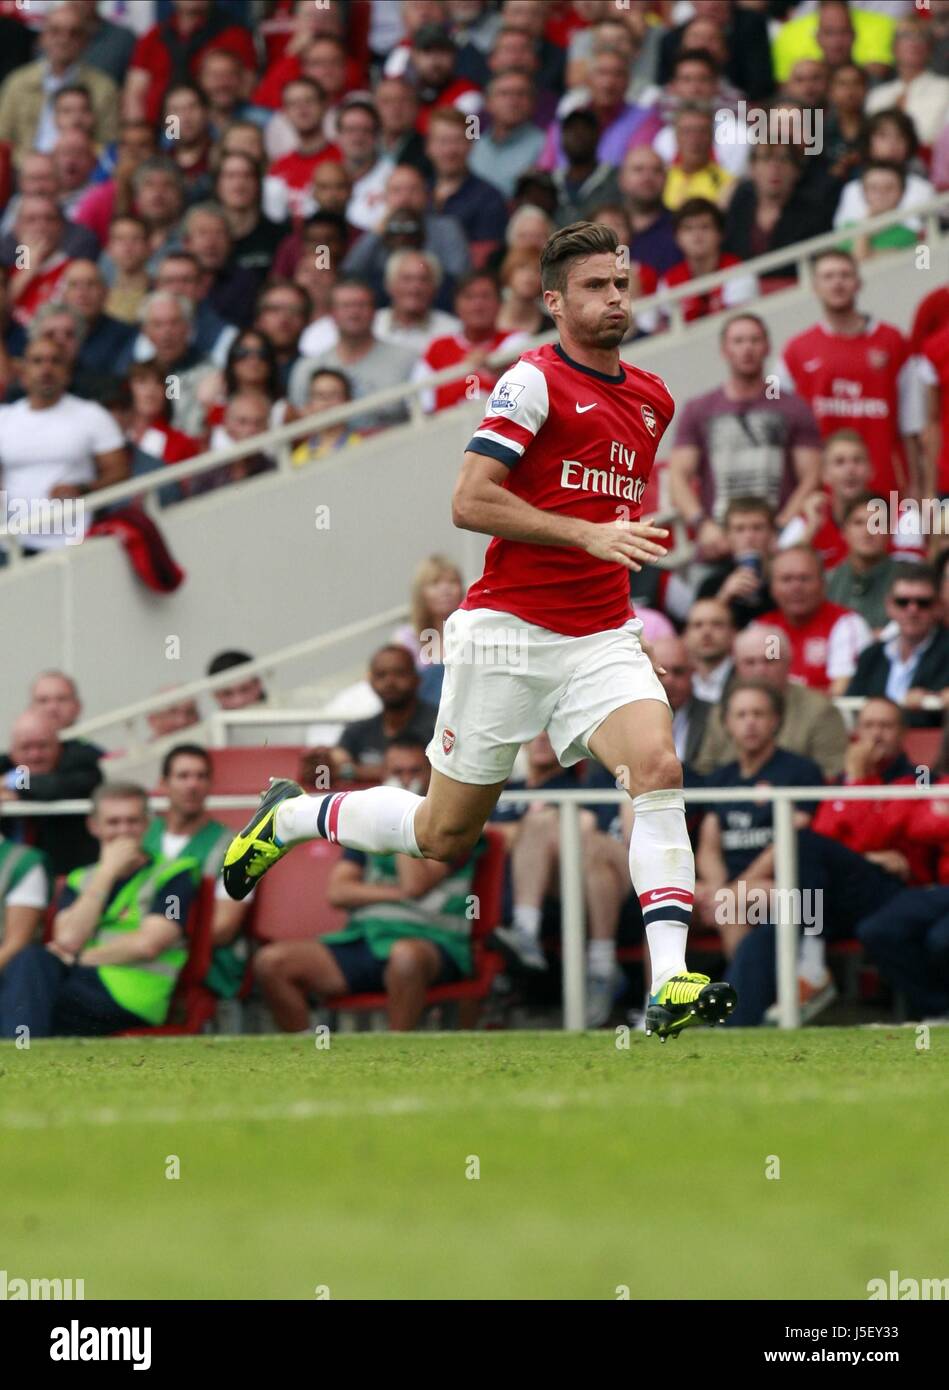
288,278,416,433
263,78,341,224
468,70,544,201
539,48,660,173
123,0,257,130
373,251,460,355
426,108,508,270
618,145,679,276
412,270,527,415
551,109,620,229
847,567,949,726
0,4,118,160
0,709,103,876
825,496,901,632
393,22,483,136
59,259,135,378
342,164,471,309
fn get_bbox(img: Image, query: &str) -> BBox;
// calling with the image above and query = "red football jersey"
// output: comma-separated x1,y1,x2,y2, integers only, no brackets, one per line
463,342,675,637
759,599,871,692
779,320,919,494
919,322,949,494
419,331,523,413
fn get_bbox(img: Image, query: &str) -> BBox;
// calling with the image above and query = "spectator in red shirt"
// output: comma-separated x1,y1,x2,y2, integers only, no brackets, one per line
726,696,934,1025
761,544,872,694
778,429,874,570
652,197,756,328
399,23,483,136
4,195,75,327
413,270,526,414
857,768,949,1021
126,361,201,504
777,248,925,497
123,0,258,129
918,318,949,498
263,78,340,223
910,283,949,355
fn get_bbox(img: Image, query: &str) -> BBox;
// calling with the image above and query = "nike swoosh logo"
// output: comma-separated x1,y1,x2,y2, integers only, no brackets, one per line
575,402,597,413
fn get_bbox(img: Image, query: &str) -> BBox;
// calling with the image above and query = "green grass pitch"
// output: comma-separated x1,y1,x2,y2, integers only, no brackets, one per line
1,1029,947,1300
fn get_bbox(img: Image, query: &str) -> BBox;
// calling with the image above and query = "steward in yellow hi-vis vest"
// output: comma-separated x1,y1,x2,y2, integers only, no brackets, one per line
0,853,198,1038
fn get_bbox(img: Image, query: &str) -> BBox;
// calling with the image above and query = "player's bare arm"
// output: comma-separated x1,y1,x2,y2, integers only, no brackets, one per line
453,451,670,572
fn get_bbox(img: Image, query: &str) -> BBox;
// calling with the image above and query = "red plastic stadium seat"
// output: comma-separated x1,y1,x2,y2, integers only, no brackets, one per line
208,746,303,795
325,827,508,1016
903,729,941,771
117,877,218,1036
249,838,348,941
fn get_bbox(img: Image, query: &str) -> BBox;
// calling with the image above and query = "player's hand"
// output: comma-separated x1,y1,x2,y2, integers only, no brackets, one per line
582,518,669,571
639,634,666,676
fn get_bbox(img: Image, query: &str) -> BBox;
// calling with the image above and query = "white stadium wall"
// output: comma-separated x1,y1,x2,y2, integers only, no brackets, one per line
1,241,945,740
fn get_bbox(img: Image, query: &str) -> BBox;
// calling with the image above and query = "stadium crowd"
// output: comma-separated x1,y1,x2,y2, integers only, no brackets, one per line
1,0,949,1034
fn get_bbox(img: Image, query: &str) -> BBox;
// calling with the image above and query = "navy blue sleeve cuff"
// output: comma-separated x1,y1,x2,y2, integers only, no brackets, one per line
465,437,519,468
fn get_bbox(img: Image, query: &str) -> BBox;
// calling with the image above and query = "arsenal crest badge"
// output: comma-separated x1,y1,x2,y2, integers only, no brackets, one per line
641,403,657,436
442,728,456,755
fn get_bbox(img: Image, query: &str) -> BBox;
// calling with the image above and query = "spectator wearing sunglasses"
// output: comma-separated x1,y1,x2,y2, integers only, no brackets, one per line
847,567,949,727
195,329,289,438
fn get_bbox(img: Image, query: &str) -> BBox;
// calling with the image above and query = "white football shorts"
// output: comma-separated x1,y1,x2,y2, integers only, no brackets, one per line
426,606,670,786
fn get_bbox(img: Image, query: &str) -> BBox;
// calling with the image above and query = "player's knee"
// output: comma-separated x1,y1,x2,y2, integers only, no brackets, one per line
636,748,683,795
417,823,480,863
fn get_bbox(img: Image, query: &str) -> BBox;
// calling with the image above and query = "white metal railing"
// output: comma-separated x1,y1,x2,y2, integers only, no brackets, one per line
2,190,945,556
61,604,409,748
6,783,945,1034
166,692,949,747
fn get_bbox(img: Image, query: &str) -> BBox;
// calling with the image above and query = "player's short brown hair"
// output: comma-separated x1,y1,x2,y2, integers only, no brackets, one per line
539,220,618,294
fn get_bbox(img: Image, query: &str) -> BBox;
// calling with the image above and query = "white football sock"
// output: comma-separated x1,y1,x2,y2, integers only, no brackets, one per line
513,904,542,939
587,938,615,978
629,788,692,993
275,787,423,857
798,933,827,986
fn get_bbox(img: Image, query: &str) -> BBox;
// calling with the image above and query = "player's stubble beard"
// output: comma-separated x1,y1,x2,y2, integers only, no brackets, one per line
568,304,631,352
